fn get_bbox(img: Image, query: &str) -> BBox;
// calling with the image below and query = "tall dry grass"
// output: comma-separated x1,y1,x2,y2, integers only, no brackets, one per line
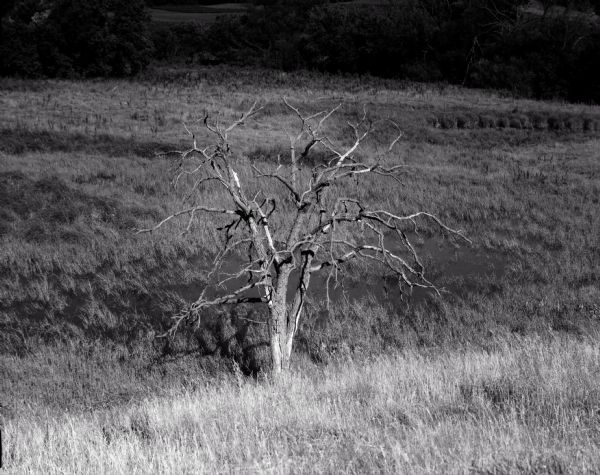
1,70,599,349
4,334,600,474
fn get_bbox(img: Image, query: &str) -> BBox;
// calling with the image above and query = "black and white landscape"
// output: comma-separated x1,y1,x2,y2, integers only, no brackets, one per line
1,0,600,472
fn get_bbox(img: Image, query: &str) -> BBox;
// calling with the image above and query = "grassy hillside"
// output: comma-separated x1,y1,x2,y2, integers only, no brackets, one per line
4,335,600,472
1,66,598,349
0,65,599,470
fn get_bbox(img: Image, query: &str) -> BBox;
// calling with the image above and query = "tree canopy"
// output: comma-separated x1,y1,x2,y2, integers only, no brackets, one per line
0,0,152,77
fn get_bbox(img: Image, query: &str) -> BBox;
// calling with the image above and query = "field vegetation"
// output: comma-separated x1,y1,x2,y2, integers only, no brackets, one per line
1,66,599,471
148,4,247,24
4,336,600,472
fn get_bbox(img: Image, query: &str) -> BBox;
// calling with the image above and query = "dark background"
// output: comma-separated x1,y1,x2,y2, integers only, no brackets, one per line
1,0,600,103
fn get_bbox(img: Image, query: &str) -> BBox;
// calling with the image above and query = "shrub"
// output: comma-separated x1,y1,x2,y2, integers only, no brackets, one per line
496,116,509,128
456,114,475,129
547,116,565,131
478,115,496,128
531,114,549,130
564,116,583,132
582,117,595,132
439,114,457,129
508,116,523,129
517,115,532,129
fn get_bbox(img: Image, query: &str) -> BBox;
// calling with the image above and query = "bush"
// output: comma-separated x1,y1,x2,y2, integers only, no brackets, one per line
478,115,496,128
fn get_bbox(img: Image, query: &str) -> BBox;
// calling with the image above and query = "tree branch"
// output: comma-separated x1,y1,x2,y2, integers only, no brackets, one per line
136,206,238,234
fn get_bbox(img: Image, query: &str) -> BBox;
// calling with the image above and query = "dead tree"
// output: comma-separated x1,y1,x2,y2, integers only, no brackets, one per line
139,100,468,376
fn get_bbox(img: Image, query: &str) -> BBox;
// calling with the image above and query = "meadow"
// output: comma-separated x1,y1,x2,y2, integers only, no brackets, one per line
1,65,599,472
148,4,246,25
4,335,600,473
146,0,389,24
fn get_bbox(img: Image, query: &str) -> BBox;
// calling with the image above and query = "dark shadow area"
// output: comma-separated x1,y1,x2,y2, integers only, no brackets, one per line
0,171,160,240
0,127,177,158
180,235,508,308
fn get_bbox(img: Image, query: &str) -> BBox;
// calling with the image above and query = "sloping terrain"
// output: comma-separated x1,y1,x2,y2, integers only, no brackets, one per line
1,64,599,473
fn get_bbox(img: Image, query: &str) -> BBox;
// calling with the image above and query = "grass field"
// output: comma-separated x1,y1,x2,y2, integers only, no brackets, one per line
4,336,600,472
147,1,394,24
1,65,599,472
149,7,244,24
148,2,248,24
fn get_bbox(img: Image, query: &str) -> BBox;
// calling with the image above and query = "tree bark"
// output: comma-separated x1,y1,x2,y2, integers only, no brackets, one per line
270,329,283,376
268,272,288,376
269,307,294,376
268,267,299,376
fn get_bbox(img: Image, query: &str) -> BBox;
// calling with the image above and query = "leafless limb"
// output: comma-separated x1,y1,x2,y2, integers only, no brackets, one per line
136,206,238,234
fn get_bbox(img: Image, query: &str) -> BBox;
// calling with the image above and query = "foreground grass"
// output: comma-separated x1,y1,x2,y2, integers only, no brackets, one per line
4,334,600,473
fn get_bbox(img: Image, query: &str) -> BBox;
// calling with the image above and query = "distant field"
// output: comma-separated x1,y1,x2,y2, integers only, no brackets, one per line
148,5,245,24
147,1,390,24
153,2,249,12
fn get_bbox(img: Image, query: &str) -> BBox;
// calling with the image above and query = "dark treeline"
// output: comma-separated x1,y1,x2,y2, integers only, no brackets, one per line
2,0,600,103
0,0,152,77
188,0,600,103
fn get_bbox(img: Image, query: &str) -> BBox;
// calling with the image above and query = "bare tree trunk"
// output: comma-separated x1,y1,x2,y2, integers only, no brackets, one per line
268,305,295,376
268,269,291,376
268,266,303,376
270,325,284,376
